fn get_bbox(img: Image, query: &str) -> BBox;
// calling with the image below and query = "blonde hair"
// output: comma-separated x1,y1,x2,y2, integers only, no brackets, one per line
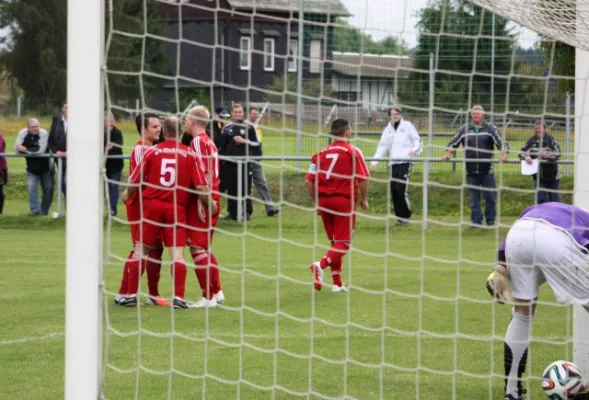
187,106,210,127
471,105,485,113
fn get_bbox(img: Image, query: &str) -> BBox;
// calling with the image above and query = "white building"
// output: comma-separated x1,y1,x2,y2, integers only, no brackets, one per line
331,52,413,110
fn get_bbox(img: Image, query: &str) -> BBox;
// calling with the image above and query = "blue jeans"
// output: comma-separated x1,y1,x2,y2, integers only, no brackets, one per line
536,179,559,204
27,171,54,215
106,171,122,216
466,173,496,225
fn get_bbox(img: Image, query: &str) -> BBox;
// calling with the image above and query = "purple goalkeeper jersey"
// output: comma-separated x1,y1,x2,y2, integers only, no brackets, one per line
498,203,589,254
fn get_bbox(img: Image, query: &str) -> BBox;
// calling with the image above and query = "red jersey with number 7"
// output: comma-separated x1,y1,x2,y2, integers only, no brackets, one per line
129,140,207,206
306,140,370,199
190,133,221,200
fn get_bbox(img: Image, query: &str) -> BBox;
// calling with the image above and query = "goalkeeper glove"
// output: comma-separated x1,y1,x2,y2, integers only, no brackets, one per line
485,264,513,304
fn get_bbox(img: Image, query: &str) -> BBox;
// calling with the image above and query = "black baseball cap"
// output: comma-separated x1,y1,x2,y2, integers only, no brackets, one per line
215,105,230,118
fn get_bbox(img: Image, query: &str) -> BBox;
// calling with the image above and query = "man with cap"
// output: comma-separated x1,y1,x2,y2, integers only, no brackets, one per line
212,105,230,193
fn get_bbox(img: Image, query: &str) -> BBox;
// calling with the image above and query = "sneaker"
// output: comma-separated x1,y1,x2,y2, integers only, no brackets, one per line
396,220,409,226
214,290,225,304
331,285,348,293
114,295,124,305
267,209,279,217
118,295,138,306
146,295,172,307
188,297,218,309
504,389,527,400
173,297,188,309
310,262,323,291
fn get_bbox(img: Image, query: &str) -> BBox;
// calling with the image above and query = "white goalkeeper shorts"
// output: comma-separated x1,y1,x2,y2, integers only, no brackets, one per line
505,218,589,304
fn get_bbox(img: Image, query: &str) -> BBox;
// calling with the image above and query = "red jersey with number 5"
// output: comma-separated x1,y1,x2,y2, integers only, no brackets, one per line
190,133,221,200
129,140,207,206
306,140,370,199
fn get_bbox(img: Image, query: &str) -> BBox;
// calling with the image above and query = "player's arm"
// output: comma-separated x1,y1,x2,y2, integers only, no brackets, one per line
371,126,390,169
485,240,513,304
443,125,465,160
191,138,212,187
409,123,423,156
355,149,370,211
191,158,217,213
122,150,149,202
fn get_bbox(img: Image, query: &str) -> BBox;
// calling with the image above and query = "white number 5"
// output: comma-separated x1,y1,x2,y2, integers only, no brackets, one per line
325,153,339,180
160,159,176,187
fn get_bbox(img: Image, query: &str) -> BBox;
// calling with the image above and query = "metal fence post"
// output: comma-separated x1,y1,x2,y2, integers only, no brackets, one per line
428,53,435,173
566,92,572,176
237,160,243,222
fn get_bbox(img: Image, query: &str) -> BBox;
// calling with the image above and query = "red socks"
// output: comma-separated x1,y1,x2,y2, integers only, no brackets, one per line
192,251,213,300
146,247,163,297
209,252,221,294
320,242,349,287
125,252,145,295
118,250,134,295
172,260,187,299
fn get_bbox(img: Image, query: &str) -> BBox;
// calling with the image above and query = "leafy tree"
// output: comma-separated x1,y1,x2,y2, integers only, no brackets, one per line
264,74,334,104
333,18,411,55
537,40,574,94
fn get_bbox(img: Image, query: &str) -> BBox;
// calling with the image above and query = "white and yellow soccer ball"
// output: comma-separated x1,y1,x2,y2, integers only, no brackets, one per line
541,360,585,400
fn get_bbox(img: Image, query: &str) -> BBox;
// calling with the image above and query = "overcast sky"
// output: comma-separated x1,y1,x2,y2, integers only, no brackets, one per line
339,0,539,49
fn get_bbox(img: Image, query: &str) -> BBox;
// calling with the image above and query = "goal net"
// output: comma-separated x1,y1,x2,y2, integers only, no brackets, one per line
66,0,589,398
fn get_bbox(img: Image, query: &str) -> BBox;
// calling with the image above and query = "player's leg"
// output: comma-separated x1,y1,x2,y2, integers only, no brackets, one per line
163,205,189,308
389,166,399,220
116,202,142,305
329,208,354,291
393,163,411,224
224,161,238,219
145,245,170,306
466,174,483,225
208,201,223,301
311,207,335,291
189,244,218,308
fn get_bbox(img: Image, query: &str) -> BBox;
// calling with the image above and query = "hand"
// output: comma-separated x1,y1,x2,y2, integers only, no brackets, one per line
370,164,377,171
524,156,533,165
485,264,513,304
105,145,113,152
197,200,206,223
209,200,218,216
17,144,27,152
441,154,451,162
407,150,416,157
360,199,369,211
500,153,509,163
539,152,549,159
56,151,67,158
121,190,129,204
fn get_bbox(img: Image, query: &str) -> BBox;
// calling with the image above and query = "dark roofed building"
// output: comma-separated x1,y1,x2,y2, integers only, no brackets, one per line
152,0,349,110
331,52,414,110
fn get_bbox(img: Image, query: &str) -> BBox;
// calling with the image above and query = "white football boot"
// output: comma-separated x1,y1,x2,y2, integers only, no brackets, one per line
310,262,323,291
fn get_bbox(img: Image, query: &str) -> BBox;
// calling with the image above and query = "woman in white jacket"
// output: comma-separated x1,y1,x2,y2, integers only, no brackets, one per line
371,106,423,225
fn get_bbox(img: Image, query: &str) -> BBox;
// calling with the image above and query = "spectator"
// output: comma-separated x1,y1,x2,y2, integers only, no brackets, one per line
222,103,257,220
104,112,124,216
0,129,6,214
370,106,422,225
15,119,54,215
442,105,509,227
246,107,279,217
520,120,561,204
49,101,68,197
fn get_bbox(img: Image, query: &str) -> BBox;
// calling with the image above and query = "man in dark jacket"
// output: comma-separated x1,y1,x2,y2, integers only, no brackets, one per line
0,130,6,214
442,105,509,227
213,105,230,193
222,103,258,220
520,120,561,204
49,101,68,197
104,112,124,216
16,119,54,215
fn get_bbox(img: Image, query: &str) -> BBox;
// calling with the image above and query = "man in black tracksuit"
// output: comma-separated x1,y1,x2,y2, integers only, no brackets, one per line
222,103,259,220
49,101,68,197
442,105,509,227
213,105,230,193
519,120,561,204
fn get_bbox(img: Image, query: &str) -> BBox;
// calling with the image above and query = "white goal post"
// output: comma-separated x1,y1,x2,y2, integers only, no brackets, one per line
65,0,104,398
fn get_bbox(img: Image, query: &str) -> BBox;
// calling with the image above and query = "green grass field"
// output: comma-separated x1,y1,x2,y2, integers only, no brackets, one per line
0,117,578,399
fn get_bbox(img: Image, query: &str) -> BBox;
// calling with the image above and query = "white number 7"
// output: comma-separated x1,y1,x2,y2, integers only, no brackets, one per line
325,153,339,180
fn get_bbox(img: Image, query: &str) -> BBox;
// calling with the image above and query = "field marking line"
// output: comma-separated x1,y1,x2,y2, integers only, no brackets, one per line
0,332,64,346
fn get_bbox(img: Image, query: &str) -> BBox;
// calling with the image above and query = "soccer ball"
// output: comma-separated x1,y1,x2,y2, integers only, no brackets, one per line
541,360,585,399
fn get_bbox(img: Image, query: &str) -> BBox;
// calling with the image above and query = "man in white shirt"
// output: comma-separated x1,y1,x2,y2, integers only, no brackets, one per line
371,106,422,225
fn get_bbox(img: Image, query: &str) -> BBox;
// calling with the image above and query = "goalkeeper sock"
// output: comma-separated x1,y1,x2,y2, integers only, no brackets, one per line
172,259,188,300
118,250,134,295
125,253,145,295
192,251,213,300
146,247,163,297
504,310,533,397
209,252,222,294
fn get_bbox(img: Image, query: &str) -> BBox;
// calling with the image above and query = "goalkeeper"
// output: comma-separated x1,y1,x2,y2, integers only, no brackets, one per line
485,202,589,400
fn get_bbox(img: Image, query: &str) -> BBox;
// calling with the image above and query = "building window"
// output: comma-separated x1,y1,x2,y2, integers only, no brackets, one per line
309,40,322,74
240,37,251,70
287,39,298,72
263,38,275,72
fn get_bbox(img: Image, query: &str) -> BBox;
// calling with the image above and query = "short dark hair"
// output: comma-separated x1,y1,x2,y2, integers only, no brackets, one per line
135,112,160,135
388,106,402,116
232,103,244,111
534,119,548,128
331,119,350,137
248,106,259,114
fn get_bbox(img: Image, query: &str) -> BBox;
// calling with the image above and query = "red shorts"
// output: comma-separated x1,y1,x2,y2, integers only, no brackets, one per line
186,198,221,249
141,199,187,248
318,196,356,243
126,201,162,246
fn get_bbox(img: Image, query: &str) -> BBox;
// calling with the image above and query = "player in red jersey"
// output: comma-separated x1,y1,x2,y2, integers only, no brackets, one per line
122,116,217,308
184,106,224,308
115,112,170,307
305,119,370,292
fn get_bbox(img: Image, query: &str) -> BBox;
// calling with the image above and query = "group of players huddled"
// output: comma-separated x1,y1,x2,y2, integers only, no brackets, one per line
111,105,589,399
